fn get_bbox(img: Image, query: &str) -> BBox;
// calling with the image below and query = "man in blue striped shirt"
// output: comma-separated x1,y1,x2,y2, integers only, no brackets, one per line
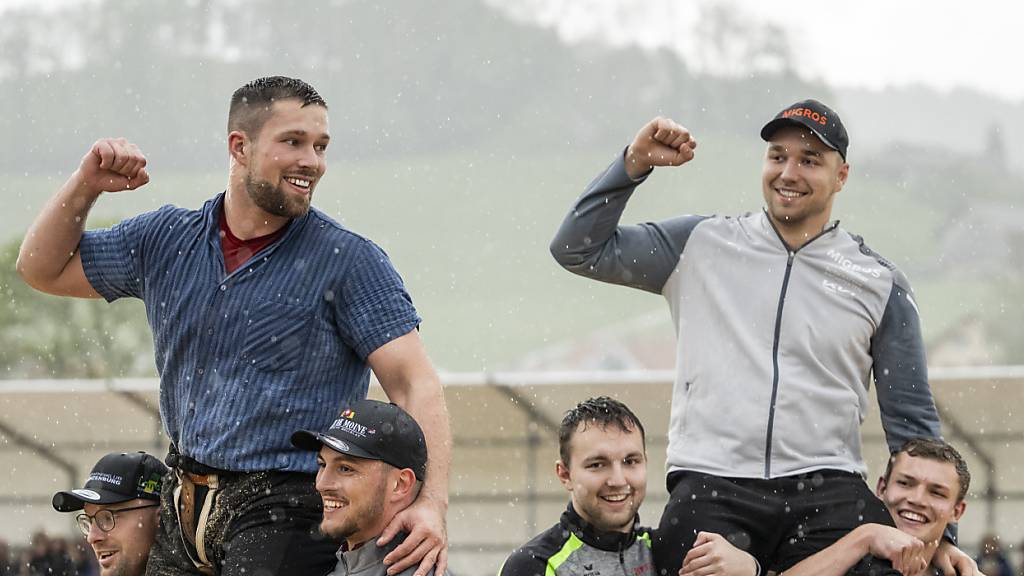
17,76,450,576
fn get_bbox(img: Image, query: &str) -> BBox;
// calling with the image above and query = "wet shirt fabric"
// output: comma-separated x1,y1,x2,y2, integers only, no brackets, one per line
498,504,654,576
79,192,420,473
328,533,452,576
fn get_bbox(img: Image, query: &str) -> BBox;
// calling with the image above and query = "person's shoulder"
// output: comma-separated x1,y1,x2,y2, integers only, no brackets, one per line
123,202,198,225
834,228,912,289
498,522,568,575
304,207,385,248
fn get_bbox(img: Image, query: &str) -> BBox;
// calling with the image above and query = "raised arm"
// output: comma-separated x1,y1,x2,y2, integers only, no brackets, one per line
369,330,451,576
550,117,705,294
16,138,149,297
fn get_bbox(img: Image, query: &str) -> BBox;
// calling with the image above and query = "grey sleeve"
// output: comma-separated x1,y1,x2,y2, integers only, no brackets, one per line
872,275,941,449
549,149,707,294
871,275,957,543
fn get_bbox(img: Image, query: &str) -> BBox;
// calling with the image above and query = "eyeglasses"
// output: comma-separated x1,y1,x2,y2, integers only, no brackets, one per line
75,503,159,536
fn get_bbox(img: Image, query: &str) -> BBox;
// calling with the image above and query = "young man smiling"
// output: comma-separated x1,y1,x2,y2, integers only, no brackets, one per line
291,399,452,576
19,76,450,575
550,100,977,575
500,397,753,576
784,438,971,576
52,452,167,576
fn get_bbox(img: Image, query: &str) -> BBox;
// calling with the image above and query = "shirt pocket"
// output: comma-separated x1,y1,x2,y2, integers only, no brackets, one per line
240,299,315,373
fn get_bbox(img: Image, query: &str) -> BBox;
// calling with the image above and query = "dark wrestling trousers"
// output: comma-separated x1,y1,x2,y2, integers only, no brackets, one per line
652,469,901,576
144,455,341,576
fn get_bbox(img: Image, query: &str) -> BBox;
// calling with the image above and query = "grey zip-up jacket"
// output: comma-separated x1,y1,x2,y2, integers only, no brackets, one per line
550,153,942,479
328,533,452,576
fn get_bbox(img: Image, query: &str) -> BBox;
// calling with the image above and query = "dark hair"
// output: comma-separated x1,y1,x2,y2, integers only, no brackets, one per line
228,76,327,138
558,397,645,466
884,438,971,501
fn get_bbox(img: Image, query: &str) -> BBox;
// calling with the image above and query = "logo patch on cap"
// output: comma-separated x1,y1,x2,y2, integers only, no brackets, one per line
781,107,828,126
88,472,124,486
72,489,102,501
341,409,356,419
329,418,369,438
324,437,351,453
139,478,161,495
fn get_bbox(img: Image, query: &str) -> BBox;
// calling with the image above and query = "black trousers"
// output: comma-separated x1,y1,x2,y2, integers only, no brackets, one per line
145,470,341,576
652,470,900,576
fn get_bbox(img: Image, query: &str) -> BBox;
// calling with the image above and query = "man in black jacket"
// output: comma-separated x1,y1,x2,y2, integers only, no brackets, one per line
499,397,754,576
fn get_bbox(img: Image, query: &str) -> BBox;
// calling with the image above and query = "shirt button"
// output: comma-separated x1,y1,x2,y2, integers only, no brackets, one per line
207,328,214,335
197,368,204,375
220,285,227,291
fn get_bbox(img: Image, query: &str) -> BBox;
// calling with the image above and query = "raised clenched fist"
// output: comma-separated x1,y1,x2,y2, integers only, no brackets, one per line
77,138,150,193
624,117,697,179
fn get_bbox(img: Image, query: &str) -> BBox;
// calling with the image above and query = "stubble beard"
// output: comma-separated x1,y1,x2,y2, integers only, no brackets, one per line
244,173,311,219
320,490,387,541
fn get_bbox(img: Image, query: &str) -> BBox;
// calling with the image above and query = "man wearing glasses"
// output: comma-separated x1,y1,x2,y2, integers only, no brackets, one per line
53,451,167,576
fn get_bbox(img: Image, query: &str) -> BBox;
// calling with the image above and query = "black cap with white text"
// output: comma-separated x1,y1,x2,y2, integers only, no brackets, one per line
52,451,167,512
291,399,428,481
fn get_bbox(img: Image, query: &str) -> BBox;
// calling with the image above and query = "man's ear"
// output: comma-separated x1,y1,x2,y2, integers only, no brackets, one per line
228,131,249,165
951,500,966,523
390,468,417,501
834,161,850,192
555,460,573,492
875,475,887,498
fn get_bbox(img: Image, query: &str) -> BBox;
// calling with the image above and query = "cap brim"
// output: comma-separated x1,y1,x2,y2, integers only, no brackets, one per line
760,118,839,154
290,430,380,461
52,487,133,512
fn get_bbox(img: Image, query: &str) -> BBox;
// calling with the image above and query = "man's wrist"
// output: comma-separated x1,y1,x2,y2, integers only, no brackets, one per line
68,170,104,203
623,146,653,180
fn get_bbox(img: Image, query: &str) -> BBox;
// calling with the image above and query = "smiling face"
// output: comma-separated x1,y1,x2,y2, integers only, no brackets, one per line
761,125,848,246
315,447,390,545
877,452,967,545
82,499,159,576
238,98,330,219
556,421,647,533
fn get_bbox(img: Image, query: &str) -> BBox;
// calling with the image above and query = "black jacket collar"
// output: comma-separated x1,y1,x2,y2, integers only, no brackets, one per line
560,503,646,552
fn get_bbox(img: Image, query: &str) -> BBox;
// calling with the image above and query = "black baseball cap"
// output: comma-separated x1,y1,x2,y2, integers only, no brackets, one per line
760,99,849,160
292,399,428,481
53,451,168,512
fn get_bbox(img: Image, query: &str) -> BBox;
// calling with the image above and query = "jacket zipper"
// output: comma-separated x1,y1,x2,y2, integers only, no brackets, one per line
619,541,628,576
764,250,794,478
762,213,838,478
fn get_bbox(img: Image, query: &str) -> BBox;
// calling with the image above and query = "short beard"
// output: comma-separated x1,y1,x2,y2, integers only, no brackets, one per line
320,489,387,541
244,173,311,219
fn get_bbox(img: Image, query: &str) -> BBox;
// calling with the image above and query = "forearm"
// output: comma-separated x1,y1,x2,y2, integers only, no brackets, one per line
550,150,643,270
551,150,697,294
781,526,873,576
17,171,101,293
392,373,451,507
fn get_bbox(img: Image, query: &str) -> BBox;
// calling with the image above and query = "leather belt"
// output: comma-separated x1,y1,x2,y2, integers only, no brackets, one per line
174,469,219,575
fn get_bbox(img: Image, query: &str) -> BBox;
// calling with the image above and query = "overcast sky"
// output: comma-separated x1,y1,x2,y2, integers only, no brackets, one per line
506,0,1024,102
5,0,1022,102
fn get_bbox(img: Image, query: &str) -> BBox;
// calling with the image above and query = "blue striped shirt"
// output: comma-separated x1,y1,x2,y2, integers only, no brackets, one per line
79,193,421,473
